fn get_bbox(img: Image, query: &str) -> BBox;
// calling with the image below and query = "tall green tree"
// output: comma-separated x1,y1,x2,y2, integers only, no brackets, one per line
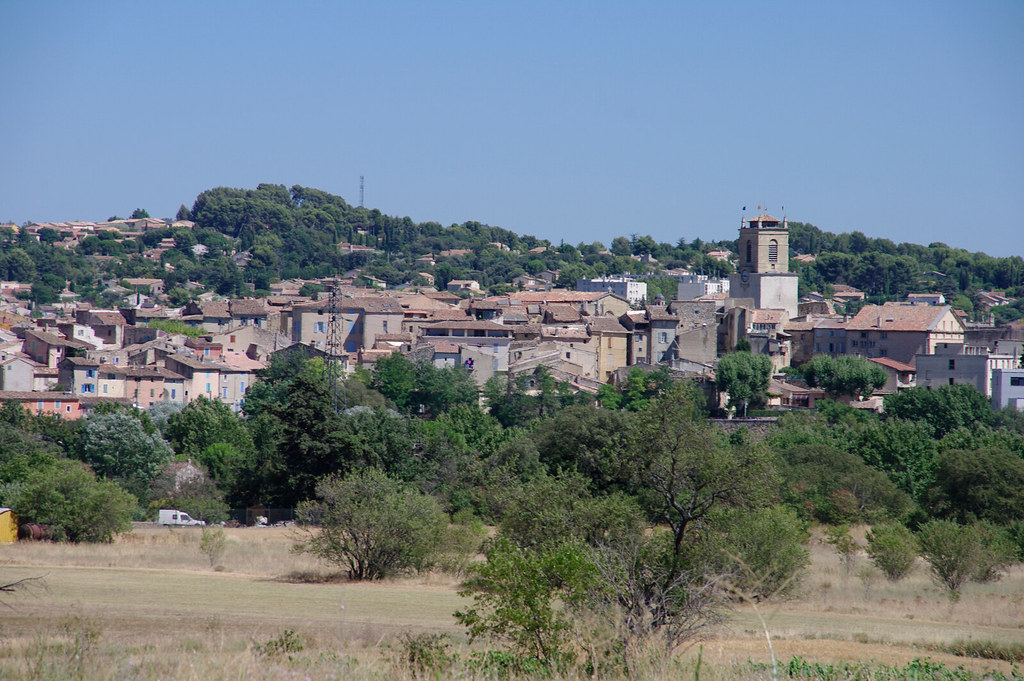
76,411,174,499
802,355,887,400
715,351,772,414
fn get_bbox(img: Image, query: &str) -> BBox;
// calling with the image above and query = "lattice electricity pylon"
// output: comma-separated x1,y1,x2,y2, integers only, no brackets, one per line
324,279,346,413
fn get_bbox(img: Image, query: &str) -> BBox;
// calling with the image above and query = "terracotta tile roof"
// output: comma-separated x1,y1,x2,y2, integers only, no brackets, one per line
847,303,957,332
199,302,231,318
868,357,917,373
750,309,787,325
488,291,609,304
587,317,627,333
541,327,590,342
230,299,268,316
424,320,512,332
0,390,78,401
812,317,849,330
25,328,93,349
376,333,413,343
97,364,166,378
544,305,582,323
429,341,462,354
87,310,127,326
427,309,472,321
219,351,265,371
501,311,529,323
511,323,541,336
470,300,503,311
79,395,134,406
165,353,224,370
63,356,100,366
645,306,678,322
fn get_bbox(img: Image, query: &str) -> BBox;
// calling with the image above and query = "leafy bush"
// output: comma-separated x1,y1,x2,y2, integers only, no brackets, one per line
866,523,919,581
199,527,227,568
398,633,456,678
10,460,135,542
915,520,1015,601
252,629,304,658
718,505,810,598
295,468,448,580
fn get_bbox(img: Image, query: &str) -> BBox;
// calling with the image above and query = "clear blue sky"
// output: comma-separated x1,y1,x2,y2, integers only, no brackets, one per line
2,1,1021,257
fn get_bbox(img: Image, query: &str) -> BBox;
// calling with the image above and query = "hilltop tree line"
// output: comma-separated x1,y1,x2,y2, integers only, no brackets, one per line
12,184,1021,320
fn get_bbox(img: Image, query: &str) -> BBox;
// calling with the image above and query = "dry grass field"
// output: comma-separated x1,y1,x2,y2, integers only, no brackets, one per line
1,524,1022,680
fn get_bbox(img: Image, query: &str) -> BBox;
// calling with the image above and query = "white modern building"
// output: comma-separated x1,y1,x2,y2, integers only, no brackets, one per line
576,276,647,305
991,368,1024,410
676,274,730,301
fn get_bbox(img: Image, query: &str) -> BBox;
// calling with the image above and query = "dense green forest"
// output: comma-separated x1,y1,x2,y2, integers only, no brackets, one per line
7,184,1022,320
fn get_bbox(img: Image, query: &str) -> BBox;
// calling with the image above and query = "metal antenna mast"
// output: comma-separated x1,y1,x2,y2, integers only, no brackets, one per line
324,280,346,413
359,176,364,208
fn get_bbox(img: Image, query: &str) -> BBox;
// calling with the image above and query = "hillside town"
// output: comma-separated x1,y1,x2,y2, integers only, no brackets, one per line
2,213,1022,418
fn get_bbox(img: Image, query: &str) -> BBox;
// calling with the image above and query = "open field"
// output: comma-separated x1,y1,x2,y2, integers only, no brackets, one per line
1,525,1022,680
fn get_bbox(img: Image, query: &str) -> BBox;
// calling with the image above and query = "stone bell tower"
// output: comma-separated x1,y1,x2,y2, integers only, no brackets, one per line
737,213,789,274
729,211,799,317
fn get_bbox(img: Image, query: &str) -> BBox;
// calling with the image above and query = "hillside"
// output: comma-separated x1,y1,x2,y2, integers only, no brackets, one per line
3,184,1023,322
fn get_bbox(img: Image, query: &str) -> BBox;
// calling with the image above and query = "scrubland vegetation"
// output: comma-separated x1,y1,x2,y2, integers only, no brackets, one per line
2,340,1024,678
1,525,1022,680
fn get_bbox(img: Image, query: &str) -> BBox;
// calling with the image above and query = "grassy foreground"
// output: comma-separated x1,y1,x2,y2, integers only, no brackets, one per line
1,525,1022,680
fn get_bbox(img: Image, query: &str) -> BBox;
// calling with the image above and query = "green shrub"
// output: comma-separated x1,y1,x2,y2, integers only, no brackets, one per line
295,468,448,580
917,520,977,602
252,629,304,658
866,523,919,581
10,460,135,542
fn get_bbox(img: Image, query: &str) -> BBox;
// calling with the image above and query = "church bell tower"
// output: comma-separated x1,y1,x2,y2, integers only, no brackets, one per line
729,210,799,317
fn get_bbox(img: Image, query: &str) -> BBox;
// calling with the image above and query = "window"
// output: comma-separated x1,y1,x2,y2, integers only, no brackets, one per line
81,384,94,393
658,332,668,344
222,387,228,398
382,321,388,333
204,348,210,356
240,381,246,393
314,321,325,334
949,377,955,385
150,389,154,398
86,369,95,378
170,389,177,399
55,400,61,409
1010,377,1024,387
948,359,955,370
768,239,778,263
37,401,43,410
102,384,108,394
113,357,119,364
206,382,211,393
745,240,752,262
230,335,236,343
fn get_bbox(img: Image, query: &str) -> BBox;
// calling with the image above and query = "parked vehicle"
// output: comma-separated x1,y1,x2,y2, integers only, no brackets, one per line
158,509,206,526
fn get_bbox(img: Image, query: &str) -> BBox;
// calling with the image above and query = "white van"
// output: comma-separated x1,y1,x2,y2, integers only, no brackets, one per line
158,509,206,526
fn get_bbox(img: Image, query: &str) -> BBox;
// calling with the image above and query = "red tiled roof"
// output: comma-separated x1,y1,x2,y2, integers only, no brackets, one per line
868,357,917,373
847,303,959,332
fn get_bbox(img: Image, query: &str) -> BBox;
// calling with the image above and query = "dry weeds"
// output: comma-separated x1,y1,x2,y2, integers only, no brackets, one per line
0,523,1021,680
